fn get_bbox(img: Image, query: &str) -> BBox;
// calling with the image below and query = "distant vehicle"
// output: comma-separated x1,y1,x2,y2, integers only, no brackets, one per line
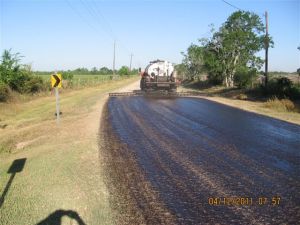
140,60,177,92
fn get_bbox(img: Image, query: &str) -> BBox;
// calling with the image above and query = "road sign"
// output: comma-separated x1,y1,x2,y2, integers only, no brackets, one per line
51,73,62,88
51,73,62,124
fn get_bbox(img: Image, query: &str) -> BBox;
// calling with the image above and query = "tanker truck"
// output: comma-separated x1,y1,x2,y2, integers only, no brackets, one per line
140,60,177,92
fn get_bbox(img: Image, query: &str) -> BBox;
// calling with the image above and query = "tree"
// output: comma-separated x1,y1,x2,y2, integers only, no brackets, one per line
206,11,271,87
174,63,188,80
62,71,74,80
200,37,225,85
129,68,138,75
91,67,98,74
181,44,205,80
118,66,130,76
74,67,89,74
0,49,45,94
182,11,273,87
0,49,29,92
99,67,112,75
0,49,22,84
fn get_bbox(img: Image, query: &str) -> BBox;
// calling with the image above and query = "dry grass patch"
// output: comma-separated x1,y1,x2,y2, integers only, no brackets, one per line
236,93,248,100
264,97,296,112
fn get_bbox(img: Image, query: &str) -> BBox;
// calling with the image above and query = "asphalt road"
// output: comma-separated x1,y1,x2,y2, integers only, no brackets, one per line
102,96,300,225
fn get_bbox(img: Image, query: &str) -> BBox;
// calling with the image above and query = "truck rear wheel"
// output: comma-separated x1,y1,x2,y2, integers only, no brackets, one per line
140,78,145,90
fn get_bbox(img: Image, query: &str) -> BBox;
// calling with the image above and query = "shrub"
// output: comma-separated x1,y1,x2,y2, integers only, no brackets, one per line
8,70,31,93
236,93,248,100
0,81,11,102
62,71,74,88
0,49,29,92
24,76,45,93
0,49,22,84
0,50,47,94
264,97,295,112
281,99,296,111
62,71,74,81
265,77,293,98
207,72,223,85
289,85,300,99
234,69,257,88
118,66,130,76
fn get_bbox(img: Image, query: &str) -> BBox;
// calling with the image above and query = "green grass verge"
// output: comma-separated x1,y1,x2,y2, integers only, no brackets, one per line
36,74,135,89
0,76,139,225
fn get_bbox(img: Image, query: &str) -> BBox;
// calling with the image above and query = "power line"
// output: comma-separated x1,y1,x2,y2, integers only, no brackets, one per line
80,0,131,55
78,0,138,67
90,0,143,68
89,0,117,40
80,0,115,40
89,0,144,66
65,0,139,69
91,0,132,55
65,0,117,49
221,0,242,11
65,0,99,34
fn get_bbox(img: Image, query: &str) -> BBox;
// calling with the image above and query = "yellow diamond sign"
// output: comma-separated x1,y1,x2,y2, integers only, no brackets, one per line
51,74,62,88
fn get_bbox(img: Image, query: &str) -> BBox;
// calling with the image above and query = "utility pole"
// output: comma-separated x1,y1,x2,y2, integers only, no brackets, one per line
113,40,116,75
129,54,133,72
264,11,269,86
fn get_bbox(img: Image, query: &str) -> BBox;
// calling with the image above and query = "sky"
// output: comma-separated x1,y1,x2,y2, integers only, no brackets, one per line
0,0,299,72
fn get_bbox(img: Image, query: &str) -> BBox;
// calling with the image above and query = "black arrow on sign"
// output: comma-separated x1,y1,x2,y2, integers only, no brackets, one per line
53,74,60,87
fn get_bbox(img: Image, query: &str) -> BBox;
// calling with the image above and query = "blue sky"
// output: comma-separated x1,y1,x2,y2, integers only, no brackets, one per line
0,0,299,72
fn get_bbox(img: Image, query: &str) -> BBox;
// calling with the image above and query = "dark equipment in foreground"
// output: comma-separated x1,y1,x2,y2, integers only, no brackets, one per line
109,90,203,97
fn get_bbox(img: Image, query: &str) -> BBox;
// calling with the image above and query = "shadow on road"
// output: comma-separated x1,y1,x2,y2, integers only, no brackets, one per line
0,158,27,208
36,210,86,225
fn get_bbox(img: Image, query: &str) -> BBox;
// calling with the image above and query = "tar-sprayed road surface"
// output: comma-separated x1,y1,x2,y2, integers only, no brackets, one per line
101,96,300,225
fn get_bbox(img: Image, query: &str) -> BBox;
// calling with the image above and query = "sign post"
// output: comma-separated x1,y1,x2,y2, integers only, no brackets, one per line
55,86,60,124
51,73,62,124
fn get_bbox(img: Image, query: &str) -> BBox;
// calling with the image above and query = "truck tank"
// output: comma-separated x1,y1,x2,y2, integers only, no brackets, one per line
140,60,177,92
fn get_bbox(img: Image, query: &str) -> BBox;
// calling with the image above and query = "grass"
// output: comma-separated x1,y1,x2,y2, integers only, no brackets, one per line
1,74,136,108
264,97,296,112
0,75,139,225
36,74,130,89
36,73,116,81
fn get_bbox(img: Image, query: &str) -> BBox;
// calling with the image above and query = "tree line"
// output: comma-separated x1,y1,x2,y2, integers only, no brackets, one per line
177,10,300,99
35,66,138,76
177,10,273,88
0,49,138,102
